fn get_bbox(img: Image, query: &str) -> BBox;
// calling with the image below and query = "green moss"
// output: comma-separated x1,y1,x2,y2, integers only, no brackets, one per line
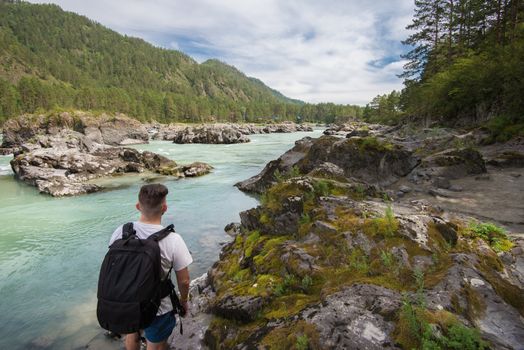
259,212,271,225
463,283,486,322
362,206,399,238
264,294,319,319
244,230,261,258
260,320,321,350
479,265,524,316
333,207,361,232
349,136,395,152
263,182,304,211
206,317,264,349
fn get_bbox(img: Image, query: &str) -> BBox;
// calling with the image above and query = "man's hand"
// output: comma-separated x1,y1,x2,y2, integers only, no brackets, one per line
175,267,190,317
181,300,189,317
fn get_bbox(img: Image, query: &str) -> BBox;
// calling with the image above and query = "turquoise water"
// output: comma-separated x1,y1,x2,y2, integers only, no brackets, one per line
0,130,322,349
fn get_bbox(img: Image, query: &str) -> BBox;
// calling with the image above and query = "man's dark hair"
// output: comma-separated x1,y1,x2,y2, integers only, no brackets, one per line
138,184,168,217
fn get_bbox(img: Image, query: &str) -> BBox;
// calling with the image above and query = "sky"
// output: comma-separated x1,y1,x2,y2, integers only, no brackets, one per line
29,0,415,105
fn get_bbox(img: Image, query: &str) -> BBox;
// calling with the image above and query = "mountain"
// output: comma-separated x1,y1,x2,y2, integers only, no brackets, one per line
0,0,360,124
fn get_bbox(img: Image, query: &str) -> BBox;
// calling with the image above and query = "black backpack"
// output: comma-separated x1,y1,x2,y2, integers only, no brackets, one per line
97,222,185,335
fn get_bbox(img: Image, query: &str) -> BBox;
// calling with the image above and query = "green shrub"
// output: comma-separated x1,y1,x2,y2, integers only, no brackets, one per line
301,276,313,292
295,334,309,350
467,222,513,252
485,115,524,143
380,249,394,268
442,324,487,350
312,180,330,196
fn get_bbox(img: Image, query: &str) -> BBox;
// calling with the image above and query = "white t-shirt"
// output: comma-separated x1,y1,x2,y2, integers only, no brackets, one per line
109,221,193,315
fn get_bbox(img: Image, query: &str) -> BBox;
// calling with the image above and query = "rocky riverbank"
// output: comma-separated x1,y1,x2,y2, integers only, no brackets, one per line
176,121,524,349
2,112,213,196
149,122,313,143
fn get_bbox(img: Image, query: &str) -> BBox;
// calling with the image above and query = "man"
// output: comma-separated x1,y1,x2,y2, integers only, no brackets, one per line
108,184,192,350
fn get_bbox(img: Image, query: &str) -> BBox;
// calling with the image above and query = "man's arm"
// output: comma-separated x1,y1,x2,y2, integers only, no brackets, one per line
175,267,190,315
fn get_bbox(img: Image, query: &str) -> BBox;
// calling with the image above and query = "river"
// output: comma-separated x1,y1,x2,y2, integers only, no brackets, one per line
0,129,322,349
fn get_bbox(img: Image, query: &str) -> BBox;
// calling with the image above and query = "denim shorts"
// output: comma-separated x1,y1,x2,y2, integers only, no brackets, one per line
144,312,177,343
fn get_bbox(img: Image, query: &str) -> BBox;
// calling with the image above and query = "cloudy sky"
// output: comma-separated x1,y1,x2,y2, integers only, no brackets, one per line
29,0,415,105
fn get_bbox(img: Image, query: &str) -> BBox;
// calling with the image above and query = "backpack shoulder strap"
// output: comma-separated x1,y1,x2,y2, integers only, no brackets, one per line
148,224,175,242
122,222,136,239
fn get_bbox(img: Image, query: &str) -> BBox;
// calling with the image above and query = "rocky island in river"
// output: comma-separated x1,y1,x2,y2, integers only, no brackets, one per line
1,112,214,196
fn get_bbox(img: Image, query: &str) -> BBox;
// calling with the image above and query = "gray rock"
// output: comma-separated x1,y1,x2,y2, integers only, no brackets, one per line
0,147,14,155
399,185,412,193
235,137,315,193
433,221,458,246
281,242,320,276
212,295,265,323
180,162,213,177
486,151,524,168
300,284,402,349
237,135,419,193
419,148,487,180
10,143,209,196
433,176,451,189
173,124,250,144
224,222,241,237
2,112,149,148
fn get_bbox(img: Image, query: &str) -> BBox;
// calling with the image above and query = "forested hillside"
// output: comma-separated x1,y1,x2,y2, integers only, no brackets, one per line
0,0,362,124
364,0,524,138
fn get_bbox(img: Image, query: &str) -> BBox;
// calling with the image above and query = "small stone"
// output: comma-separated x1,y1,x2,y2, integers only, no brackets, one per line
475,174,491,181
448,185,463,192
433,177,451,189
399,185,412,193
429,188,451,198
470,278,485,287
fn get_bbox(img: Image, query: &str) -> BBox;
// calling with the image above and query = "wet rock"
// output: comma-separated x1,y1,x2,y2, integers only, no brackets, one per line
0,147,14,155
180,162,213,177
224,222,241,237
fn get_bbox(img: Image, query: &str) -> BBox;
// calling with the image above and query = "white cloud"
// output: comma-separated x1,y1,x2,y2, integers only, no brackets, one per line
28,0,415,105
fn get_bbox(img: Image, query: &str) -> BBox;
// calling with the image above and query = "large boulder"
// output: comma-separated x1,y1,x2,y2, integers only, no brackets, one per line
236,136,419,193
419,148,486,179
235,137,315,193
